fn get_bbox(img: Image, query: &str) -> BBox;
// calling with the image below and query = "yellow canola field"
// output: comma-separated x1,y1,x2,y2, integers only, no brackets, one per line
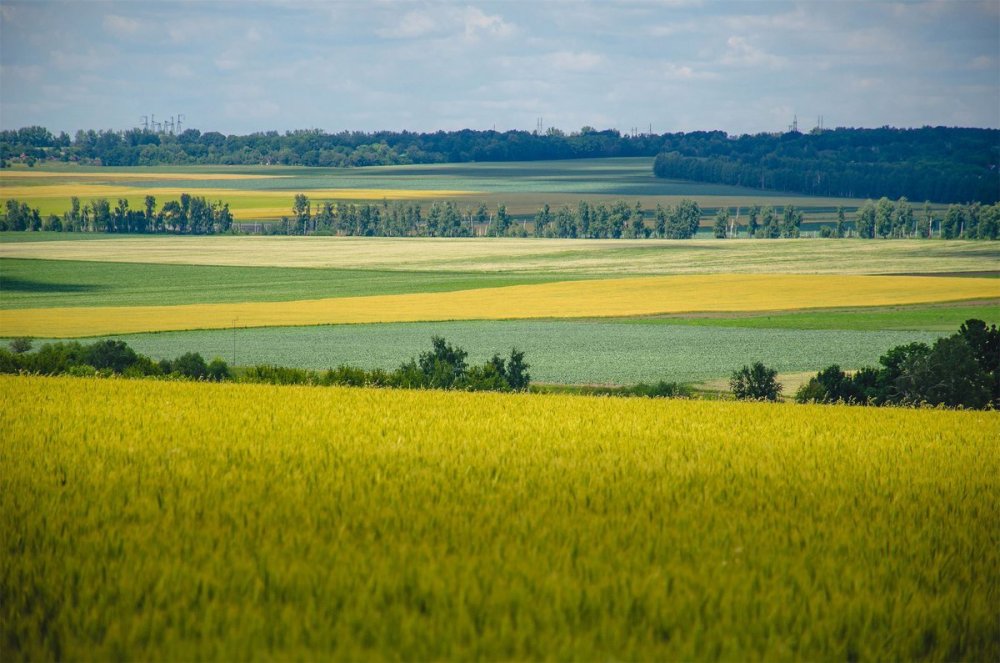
0,184,474,201
2,375,997,660
0,171,281,180
3,273,997,337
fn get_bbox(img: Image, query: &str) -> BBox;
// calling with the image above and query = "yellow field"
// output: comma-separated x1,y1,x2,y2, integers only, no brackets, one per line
2,375,997,659
3,274,996,337
1,236,997,274
0,184,476,217
0,171,281,180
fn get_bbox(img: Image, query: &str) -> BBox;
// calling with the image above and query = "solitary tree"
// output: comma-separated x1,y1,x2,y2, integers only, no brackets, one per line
730,362,782,401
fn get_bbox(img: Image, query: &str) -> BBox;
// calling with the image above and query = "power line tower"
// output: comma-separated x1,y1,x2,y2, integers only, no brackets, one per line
788,114,798,133
140,115,149,131
177,113,185,133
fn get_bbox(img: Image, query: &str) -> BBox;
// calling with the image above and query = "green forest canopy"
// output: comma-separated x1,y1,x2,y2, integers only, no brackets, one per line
3,125,997,204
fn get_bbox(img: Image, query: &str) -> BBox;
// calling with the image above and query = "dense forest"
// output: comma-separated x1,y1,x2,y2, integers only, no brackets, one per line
2,125,996,204
0,126,663,168
653,127,999,204
3,194,997,239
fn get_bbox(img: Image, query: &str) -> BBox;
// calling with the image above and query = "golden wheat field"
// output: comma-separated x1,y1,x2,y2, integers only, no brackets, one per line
2,273,996,337
1,375,997,660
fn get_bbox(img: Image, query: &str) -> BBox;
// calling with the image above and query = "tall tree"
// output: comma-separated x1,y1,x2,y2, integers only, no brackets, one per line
713,207,731,239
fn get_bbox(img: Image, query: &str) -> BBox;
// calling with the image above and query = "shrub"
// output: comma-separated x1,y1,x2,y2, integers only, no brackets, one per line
172,352,208,380
84,340,139,374
242,364,315,385
8,337,33,354
206,358,232,382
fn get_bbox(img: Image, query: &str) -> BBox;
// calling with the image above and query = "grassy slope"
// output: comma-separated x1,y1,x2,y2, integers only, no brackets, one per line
0,259,580,309
39,321,947,384
4,376,997,660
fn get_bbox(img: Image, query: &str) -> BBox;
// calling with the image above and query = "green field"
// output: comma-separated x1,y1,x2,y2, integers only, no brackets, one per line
0,259,580,309
37,321,945,385
1,158,878,221
628,302,1000,332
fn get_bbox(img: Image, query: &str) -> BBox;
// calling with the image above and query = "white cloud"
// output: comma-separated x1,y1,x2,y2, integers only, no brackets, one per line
719,7,811,33
549,51,604,73
656,62,716,81
49,48,113,72
376,10,437,39
462,6,514,40
103,14,140,37
376,5,513,42
165,63,194,79
215,50,243,72
720,36,787,69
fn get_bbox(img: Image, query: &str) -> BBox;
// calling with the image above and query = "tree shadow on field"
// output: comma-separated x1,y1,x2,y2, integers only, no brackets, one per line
1,277,102,294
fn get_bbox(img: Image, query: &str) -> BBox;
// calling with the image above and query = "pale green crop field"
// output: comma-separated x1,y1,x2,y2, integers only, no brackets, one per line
31,321,946,385
3,236,996,274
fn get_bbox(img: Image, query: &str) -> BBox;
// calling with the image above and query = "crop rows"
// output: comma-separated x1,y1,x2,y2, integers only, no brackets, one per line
3,274,996,338
2,375,997,660
56,321,948,385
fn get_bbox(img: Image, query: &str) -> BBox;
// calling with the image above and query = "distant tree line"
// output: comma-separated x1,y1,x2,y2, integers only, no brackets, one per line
794,320,999,410
1,336,531,394
653,126,999,204
0,194,232,233
847,198,999,240
0,125,664,168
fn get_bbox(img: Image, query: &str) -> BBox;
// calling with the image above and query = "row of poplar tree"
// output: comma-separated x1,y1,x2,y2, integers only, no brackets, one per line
0,194,233,234
2,195,997,240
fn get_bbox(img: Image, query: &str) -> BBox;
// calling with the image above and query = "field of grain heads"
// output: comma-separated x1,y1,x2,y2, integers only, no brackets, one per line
2,375,997,660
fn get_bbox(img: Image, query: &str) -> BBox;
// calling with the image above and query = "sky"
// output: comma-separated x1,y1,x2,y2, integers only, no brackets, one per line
1,0,998,136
